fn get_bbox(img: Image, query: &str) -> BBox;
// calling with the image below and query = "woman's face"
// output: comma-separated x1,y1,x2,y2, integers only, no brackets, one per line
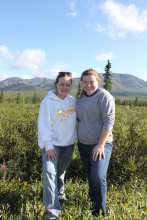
56,76,72,99
82,75,98,95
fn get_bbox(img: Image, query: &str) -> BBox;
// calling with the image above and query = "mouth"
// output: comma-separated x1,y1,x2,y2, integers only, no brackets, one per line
61,90,68,93
86,88,93,91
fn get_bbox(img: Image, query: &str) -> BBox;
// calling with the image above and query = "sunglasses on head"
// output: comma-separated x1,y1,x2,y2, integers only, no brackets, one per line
58,72,72,76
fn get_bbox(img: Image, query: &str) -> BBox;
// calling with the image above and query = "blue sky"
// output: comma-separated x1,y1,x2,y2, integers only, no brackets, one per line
0,0,147,81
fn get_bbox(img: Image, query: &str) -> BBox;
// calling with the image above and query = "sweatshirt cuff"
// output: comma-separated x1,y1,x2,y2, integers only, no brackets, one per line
45,144,54,151
102,125,113,132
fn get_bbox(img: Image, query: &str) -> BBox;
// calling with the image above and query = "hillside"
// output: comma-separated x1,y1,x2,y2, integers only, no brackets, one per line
0,74,147,98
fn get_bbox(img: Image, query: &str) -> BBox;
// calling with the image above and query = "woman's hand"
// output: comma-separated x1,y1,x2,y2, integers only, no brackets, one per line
44,149,57,162
92,144,105,161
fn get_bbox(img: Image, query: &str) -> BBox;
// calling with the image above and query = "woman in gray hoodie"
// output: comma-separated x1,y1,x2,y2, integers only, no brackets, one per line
76,69,115,217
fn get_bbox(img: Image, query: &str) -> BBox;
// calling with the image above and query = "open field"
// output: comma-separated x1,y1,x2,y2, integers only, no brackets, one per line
0,103,147,219
2,90,147,103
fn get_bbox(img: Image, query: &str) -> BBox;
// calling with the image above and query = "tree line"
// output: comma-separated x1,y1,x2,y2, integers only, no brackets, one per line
0,91,40,104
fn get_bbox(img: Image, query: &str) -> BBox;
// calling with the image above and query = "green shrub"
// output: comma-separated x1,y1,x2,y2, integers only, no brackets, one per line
108,106,147,184
0,177,146,219
0,103,42,182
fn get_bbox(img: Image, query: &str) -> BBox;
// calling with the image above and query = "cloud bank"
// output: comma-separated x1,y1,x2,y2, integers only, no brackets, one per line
98,0,147,37
96,52,116,61
66,2,77,17
0,46,45,72
0,46,77,80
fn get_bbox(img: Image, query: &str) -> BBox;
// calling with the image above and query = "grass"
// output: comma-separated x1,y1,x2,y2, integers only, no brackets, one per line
0,103,147,219
2,91,48,100
2,90,147,102
0,177,146,219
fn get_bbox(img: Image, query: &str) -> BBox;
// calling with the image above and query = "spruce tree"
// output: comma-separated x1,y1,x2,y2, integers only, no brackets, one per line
32,93,38,104
134,97,138,106
16,93,21,104
25,97,29,104
103,60,113,92
0,90,4,103
75,83,82,99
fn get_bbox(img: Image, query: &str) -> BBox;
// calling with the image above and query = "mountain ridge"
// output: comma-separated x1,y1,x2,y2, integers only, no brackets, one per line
0,74,147,97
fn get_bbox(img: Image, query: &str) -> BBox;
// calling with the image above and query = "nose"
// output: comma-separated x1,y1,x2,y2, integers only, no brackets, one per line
62,85,67,89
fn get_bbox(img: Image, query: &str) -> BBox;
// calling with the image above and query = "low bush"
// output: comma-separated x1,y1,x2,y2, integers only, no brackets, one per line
0,177,146,219
0,104,147,185
0,103,42,182
108,106,147,184
0,104,147,219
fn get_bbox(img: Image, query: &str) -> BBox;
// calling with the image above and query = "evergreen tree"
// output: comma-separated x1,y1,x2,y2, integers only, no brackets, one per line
25,97,29,104
8,98,11,103
32,93,38,104
75,83,82,99
116,98,120,105
134,97,138,106
0,90,4,103
103,60,113,92
16,93,21,104
123,100,126,105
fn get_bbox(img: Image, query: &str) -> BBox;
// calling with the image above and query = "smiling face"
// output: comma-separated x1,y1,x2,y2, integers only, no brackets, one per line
82,75,99,95
56,75,72,99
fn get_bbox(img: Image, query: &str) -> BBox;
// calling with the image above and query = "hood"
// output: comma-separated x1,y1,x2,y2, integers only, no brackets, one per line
46,90,70,101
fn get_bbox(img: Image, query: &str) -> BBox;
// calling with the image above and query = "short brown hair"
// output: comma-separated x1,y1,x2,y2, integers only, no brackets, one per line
54,72,73,88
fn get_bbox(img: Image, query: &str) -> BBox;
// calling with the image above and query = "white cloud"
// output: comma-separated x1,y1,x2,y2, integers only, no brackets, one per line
96,52,116,61
0,46,77,80
0,46,46,72
99,0,147,37
0,73,8,81
70,2,75,10
54,63,71,71
66,11,77,17
34,63,78,79
94,23,106,32
0,72,31,81
11,49,45,72
66,2,77,17
0,46,14,60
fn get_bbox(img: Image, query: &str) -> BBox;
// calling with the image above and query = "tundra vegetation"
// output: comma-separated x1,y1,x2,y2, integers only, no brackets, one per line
0,95,147,219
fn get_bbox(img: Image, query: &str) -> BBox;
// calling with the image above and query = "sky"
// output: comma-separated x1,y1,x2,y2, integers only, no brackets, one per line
0,0,147,82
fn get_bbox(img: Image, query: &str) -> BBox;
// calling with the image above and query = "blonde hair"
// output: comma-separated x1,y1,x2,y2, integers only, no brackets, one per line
80,69,100,82
80,69,100,97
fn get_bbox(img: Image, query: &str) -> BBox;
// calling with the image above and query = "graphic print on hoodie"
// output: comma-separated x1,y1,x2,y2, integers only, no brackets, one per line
38,90,77,151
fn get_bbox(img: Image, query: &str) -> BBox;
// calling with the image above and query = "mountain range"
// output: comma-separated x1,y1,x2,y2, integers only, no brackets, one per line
0,73,147,98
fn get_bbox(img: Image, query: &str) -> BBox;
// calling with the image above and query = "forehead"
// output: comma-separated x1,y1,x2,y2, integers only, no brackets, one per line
57,76,72,84
82,75,97,81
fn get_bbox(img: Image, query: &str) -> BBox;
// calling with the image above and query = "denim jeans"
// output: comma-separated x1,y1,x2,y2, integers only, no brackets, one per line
41,144,74,220
78,142,112,216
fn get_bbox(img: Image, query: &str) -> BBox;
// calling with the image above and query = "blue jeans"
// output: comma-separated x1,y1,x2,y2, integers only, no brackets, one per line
41,144,74,220
78,142,112,216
